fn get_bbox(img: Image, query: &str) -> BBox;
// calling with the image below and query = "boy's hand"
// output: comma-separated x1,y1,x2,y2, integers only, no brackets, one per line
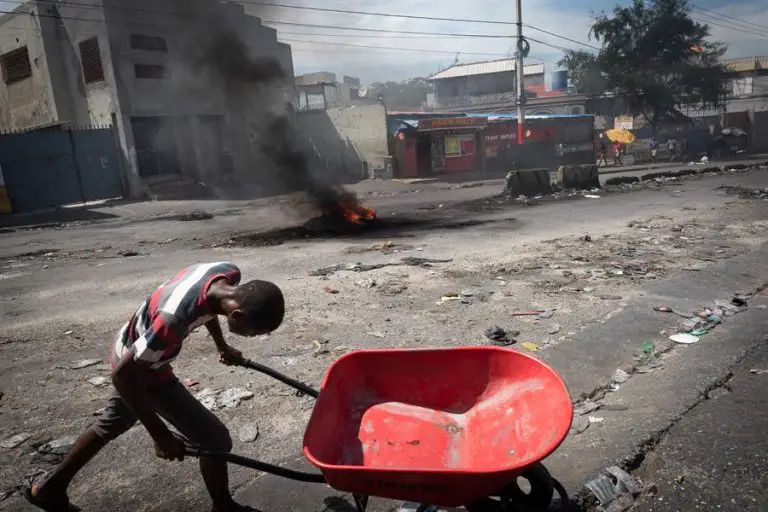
154,432,186,461
218,344,244,366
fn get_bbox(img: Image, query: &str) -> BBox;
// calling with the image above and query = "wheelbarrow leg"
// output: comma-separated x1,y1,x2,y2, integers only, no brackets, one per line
352,494,369,512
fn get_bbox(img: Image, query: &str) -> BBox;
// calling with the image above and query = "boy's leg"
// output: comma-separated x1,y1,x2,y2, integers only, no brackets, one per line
150,378,243,512
31,394,138,507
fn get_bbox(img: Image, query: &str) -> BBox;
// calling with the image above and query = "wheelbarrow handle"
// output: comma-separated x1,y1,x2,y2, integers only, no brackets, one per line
241,359,320,399
185,447,326,483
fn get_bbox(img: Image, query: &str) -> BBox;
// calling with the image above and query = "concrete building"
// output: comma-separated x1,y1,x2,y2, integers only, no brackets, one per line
295,71,362,110
425,58,586,115
0,0,295,197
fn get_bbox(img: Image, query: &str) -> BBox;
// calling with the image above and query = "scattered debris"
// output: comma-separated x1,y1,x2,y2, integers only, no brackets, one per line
548,324,562,335
582,234,593,242
511,310,545,317
612,369,630,384
36,436,76,464
63,330,73,336
180,210,214,221
653,305,692,318
437,294,461,304
366,331,386,339
354,278,377,289
323,286,340,294
70,359,102,370
538,310,555,319
574,401,601,416
569,414,590,434
749,368,768,375
238,424,260,443
585,466,644,508
310,257,452,277
1,432,32,449
484,326,516,346
519,341,540,352
588,416,604,424
600,295,623,300
670,333,700,344
184,378,200,388
87,376,110,387
118,250,141,257
584,194,601,199
196,388,255,411
640,341,655,355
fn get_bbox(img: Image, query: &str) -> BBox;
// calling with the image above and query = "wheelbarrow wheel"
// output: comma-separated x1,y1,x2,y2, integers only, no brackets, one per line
465,463,555,512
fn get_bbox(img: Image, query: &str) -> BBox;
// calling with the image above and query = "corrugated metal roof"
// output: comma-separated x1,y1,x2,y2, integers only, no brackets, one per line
428,60,545,80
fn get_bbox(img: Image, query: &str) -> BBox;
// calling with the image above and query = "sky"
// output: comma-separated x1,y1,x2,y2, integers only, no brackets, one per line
1,0,766,85
246,0,768,85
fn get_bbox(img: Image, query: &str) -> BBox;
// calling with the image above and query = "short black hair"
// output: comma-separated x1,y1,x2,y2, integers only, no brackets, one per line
233,280,285,332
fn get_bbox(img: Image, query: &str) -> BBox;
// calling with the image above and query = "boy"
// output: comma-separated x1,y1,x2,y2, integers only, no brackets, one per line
25,262,285,512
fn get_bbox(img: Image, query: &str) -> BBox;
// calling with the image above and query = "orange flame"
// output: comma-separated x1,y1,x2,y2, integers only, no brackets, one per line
337,198,377,225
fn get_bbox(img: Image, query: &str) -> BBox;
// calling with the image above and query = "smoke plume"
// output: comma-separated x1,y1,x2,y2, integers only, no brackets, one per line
160,0,353,214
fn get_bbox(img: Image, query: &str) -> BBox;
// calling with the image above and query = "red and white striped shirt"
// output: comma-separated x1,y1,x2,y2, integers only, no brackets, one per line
110,262,241,381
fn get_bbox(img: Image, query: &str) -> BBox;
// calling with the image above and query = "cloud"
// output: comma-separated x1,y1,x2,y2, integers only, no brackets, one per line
248,0,768,83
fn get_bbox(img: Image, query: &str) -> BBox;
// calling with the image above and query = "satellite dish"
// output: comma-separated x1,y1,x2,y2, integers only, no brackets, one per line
358,86,368,98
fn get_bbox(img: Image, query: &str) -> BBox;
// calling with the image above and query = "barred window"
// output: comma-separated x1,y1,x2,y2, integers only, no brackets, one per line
1,46,32,84
79,37,105,84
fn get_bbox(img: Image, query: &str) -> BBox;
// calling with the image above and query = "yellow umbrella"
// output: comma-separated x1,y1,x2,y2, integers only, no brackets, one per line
606,128,636,145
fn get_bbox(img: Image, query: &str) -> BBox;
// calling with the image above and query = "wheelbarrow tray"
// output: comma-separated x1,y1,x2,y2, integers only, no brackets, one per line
303,346,572,507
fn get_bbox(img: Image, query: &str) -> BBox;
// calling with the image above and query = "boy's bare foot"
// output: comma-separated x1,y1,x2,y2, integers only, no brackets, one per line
23,485,80,512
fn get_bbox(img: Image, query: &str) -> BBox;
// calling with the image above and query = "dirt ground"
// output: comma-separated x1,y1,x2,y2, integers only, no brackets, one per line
1,167,766,511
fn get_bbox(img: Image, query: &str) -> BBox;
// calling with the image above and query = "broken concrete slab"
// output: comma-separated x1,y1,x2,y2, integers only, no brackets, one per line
505,169,552,197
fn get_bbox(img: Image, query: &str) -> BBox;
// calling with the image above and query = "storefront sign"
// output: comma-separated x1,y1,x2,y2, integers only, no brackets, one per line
556,142,594,155
484,133,517,142
614,116,634,130
418,117,488,131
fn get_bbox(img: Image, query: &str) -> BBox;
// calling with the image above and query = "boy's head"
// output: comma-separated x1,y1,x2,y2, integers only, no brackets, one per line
227,280,285,337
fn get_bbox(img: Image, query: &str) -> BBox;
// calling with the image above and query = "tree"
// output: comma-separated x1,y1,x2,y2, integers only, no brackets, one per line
566,0,727,130
557,50,606,97
369,77,429,110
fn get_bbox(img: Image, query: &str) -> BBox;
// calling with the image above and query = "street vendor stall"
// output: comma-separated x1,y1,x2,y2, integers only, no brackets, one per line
417,116,488,174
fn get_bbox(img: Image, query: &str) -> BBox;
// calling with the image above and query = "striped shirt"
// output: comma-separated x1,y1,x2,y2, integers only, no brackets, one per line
110,262,241,381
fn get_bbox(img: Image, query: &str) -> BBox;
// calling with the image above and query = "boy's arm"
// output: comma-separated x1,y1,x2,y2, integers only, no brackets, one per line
205,317,244,365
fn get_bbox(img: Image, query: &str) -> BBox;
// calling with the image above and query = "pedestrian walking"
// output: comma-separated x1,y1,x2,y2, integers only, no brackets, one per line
612,141,623,166
598,134,608,167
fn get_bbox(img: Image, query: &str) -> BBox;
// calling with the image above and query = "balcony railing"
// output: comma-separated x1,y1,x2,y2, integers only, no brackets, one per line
437,92,517,108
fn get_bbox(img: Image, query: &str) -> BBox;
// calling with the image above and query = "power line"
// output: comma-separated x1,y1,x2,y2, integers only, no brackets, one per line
281,38,510,57
523,24,599,51
284,38,557,65
692,5,768,32
1,0,593,51
691,13,767,39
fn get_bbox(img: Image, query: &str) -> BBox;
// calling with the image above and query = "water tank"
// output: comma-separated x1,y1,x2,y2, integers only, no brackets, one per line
551,70,568,92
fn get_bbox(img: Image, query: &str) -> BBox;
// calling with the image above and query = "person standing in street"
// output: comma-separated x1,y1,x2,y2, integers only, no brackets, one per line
668,138,677,162
649,136,659,164
598,134,608,167
612,141,623,166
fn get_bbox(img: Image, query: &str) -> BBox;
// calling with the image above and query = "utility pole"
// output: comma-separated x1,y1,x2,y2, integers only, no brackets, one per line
515,0,525,145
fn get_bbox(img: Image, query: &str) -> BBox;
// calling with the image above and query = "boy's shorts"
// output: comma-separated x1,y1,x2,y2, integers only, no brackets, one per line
93,377,232,452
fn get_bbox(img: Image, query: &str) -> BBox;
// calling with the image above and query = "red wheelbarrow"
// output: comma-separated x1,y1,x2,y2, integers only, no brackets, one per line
186,347,573,511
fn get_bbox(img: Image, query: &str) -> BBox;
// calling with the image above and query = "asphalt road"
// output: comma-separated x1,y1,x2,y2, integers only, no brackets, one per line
0,166,766,512
633,341,768,512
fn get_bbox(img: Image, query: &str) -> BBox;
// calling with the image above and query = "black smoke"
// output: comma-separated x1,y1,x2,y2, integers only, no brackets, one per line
163,0,354,213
